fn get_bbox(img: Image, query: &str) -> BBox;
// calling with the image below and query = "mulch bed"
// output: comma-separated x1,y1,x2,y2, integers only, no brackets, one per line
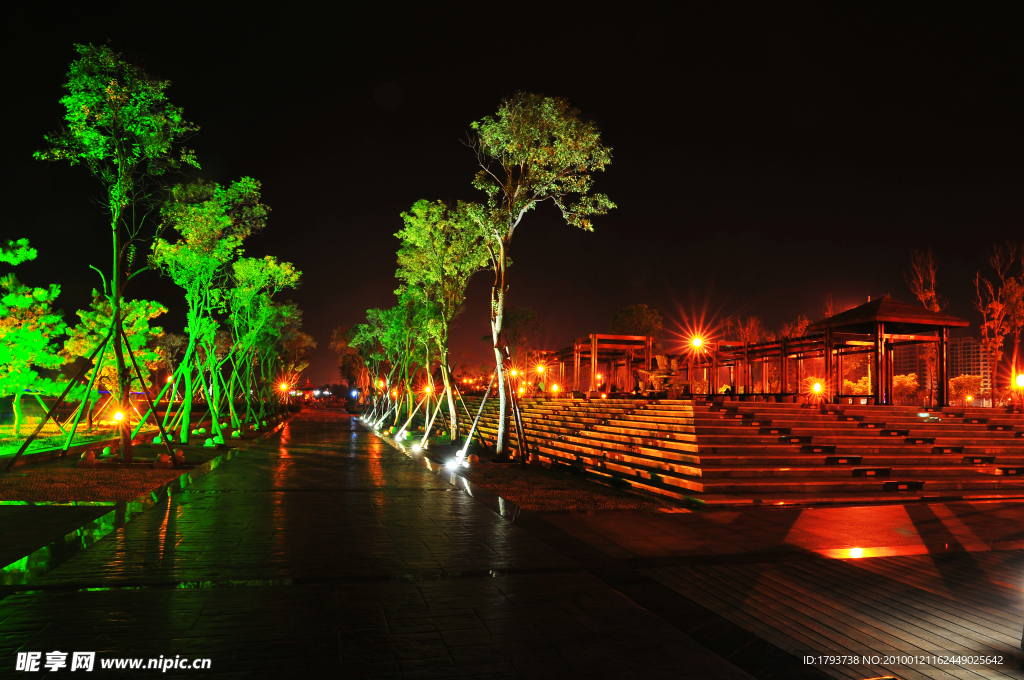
459,465,673,513
0,467,185,503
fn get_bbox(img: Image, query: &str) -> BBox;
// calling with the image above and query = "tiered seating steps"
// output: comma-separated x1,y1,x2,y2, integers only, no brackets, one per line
460,396,1024,506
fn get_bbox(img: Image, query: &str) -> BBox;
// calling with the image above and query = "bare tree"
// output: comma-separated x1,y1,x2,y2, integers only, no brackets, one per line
905,249,946,405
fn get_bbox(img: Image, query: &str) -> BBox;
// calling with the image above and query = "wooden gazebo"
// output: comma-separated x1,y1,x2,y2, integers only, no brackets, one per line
805,296,969,406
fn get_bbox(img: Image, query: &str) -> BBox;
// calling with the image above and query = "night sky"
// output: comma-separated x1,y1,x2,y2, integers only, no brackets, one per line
3,5,1022,385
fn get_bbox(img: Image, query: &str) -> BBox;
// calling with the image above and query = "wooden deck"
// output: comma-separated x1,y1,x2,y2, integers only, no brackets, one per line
643,550,1024,679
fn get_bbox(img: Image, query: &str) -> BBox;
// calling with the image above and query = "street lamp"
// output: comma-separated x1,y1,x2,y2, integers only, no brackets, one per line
692,337,703,348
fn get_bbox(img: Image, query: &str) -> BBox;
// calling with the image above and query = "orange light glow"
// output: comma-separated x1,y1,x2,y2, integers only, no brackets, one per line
692,337,703,348
552,384,560,392
425,385,432,393
378,380,385,388
280,383,288,391
391,390,397,397
597,374,602,380
849,547,864,558
600,393,607,399
510,369,517,377
1017,375,1024,388
518,387,525,394
967,395,974,402
536,365,545,373
114,412,124,422
167,376,173,383
813,382,822,393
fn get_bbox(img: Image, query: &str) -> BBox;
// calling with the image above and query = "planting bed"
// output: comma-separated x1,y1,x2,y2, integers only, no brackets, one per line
457,458,674,512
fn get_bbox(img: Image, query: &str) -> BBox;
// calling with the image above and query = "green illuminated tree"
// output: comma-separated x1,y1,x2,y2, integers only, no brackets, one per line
469,92,614,456
0,240,67,436
227,256,300,427
62,292,167,429
396,199,488,440
150,178,266,443
35,43,199,458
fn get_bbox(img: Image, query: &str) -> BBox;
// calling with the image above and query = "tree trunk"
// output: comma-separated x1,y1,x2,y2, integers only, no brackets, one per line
180,343,195,443
439,344,459,443
490,246,510,459
12,392,22,438
111,203,132,463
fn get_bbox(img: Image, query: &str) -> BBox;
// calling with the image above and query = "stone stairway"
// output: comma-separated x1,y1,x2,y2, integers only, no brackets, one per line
460,396,1024,505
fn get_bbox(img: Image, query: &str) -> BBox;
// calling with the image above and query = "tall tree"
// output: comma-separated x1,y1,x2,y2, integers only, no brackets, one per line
905,249,945,405
468,92,614,456
974,245,1016,404
150,178,267,442
396,199,488,440
35,44,199,459
610,304,663,352
0,240,66,436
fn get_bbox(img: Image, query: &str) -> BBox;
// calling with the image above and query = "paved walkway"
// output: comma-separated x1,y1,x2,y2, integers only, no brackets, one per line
0,411,757,679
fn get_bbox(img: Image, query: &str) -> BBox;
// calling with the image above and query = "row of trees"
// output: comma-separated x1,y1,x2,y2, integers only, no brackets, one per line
345,93,615,457
1,44,311,461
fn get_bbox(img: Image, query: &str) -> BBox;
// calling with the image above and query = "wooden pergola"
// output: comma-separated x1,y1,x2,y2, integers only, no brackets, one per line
554,334,653,393
711,297,969,405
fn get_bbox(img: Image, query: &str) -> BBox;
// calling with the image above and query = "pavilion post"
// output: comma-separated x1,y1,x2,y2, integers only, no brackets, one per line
780,337,788,395
824,328,833,399
590,335,597,393
886,342,895,406
873,323,884,405
573,340,581,393
938,327,949,407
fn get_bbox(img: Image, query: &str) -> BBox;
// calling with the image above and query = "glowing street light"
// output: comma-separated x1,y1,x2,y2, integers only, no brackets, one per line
692,337,703,348
518,387,525,395
536,365,545,373
510,369,518,377
551,384,560,393
167,376,173,383
424,385,432,394
279,383,288,392
967,395,974,403
114,412,124,422
1016,375,1024,388
813,382,822,394
378,380,385,389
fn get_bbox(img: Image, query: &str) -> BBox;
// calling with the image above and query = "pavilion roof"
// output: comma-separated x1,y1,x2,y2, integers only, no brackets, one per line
806,296,968,335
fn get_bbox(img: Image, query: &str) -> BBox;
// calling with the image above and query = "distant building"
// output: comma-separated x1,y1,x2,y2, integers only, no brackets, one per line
893,336,991,397
948,336,990,394
892,344,928,379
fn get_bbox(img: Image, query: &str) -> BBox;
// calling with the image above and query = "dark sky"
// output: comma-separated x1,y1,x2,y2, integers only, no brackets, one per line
3,5,1022,384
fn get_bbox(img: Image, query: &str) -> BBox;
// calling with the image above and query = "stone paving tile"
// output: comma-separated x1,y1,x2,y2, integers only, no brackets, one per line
0,412,755,679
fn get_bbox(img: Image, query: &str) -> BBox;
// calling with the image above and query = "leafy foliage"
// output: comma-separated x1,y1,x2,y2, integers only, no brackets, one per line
62,292,167,392
0,242,66,410
34,43,199,241
470,92,615,239
949,374,983,404
610,304,663,339
893,373,919,404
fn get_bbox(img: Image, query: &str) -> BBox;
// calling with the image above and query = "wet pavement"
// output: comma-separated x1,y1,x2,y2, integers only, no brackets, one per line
6,410,1024,678
0,411,758,679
